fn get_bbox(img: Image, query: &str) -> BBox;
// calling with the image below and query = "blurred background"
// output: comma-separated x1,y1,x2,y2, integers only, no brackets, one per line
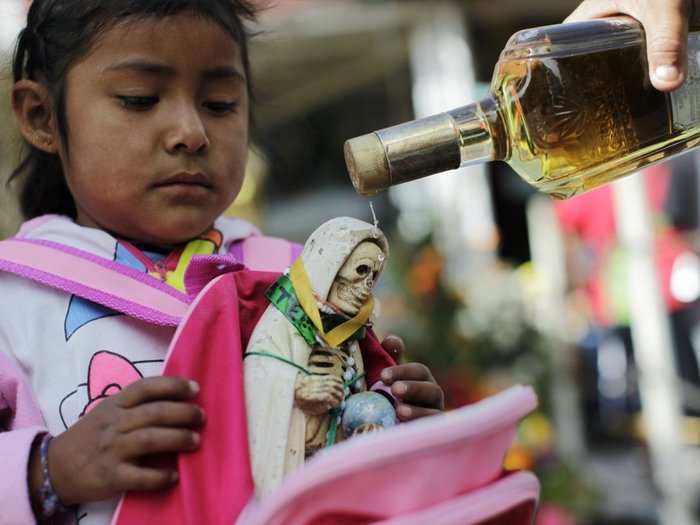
2,0,700,523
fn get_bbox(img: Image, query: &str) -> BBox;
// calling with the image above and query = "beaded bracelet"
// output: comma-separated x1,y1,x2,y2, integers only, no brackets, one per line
38,433,72,519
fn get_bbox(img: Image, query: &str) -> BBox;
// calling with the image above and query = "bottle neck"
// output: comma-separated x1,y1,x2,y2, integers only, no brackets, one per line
344,96,507,195
447,96,507,166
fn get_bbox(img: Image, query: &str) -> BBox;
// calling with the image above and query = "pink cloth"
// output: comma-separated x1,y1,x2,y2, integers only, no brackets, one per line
372,472,538,525
112,273,255,525
236,385,538,525
0,351,47,525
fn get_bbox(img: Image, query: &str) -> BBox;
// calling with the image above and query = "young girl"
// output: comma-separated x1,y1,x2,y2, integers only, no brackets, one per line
0,1,444,524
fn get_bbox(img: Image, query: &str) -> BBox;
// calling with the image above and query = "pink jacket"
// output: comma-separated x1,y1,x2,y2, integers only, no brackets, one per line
0,229,302,525
0,351,47,524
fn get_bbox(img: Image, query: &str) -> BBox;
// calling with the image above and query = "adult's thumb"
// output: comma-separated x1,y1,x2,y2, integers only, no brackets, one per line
645,0,690,91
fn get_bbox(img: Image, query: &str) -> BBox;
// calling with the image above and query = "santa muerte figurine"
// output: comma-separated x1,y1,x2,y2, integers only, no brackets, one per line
244,217,398,496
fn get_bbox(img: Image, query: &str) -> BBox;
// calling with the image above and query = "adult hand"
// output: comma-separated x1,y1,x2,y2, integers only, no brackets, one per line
566,0,694,91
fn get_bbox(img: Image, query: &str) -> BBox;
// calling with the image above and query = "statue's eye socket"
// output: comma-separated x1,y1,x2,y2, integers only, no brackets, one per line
357,264,370,275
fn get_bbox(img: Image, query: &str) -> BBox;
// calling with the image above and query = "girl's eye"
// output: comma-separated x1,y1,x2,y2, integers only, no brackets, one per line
117,95,159,110
204,101,238,114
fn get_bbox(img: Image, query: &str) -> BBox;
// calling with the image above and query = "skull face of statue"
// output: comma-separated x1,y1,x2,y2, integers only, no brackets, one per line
328,241,385,315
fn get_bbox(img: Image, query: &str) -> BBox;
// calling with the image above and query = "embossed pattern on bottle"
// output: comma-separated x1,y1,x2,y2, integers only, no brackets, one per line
493,42,672,198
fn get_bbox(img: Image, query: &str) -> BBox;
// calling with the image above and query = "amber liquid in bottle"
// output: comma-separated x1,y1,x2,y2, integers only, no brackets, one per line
344,18,700,199
494,35,695,198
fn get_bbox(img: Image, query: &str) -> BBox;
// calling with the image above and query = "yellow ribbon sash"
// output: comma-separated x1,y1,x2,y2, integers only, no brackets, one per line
289,257,373,348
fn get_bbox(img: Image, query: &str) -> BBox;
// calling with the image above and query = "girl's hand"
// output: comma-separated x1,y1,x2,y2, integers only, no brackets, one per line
566,0,693,91
379,335,445,422
380,334,404,362
34,377,205,507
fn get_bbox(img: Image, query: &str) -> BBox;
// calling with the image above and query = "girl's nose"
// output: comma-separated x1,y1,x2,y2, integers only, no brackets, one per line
165,107,210,154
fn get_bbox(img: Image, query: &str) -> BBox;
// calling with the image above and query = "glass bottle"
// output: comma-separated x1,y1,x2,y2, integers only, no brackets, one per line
344,17,700,199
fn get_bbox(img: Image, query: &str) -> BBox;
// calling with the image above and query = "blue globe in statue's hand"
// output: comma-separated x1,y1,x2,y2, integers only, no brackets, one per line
341,391,398,437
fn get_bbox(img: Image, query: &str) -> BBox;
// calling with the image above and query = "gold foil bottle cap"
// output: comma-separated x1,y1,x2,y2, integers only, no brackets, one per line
344,133,390,196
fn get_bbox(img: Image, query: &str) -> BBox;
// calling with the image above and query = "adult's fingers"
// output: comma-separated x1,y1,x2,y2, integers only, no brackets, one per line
565,0,624,22
566,0,691,91
642,0,690,90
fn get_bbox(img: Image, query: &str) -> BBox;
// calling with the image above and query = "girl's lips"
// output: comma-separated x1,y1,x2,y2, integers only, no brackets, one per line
155,172,213,188
153,172,216,202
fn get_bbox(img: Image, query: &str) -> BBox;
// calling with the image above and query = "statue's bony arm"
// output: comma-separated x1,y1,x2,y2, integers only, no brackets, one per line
294,372,344,415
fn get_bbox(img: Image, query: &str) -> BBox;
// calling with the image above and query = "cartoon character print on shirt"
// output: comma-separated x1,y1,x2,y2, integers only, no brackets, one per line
58,351,164,430
57,351,164,524
63,230,223,340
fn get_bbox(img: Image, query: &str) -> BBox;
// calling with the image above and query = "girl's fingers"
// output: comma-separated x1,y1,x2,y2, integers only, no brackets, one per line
116,377,199,408
113,463,179,493
395,403,442,422
380,335,404,362
118,401,205,432
390,380,445,410
119,427,200,458
381,363,434,385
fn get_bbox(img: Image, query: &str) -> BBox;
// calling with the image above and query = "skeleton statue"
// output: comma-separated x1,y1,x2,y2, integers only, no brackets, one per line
244,218,395,496
296,240,386,456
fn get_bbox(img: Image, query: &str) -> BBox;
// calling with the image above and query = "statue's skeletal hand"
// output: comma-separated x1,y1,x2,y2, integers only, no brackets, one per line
294,374,345,415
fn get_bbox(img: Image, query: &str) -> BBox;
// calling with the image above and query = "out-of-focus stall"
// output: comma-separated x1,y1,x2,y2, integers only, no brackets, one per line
240,2,700,524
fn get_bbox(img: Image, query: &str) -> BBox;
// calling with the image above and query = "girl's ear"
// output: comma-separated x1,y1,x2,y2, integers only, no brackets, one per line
12,80,60,155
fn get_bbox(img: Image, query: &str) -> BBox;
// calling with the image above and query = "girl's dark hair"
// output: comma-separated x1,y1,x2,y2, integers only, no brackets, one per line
9,0,258,220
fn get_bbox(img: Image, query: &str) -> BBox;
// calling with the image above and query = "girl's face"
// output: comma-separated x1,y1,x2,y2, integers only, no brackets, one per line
58,14,249,244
